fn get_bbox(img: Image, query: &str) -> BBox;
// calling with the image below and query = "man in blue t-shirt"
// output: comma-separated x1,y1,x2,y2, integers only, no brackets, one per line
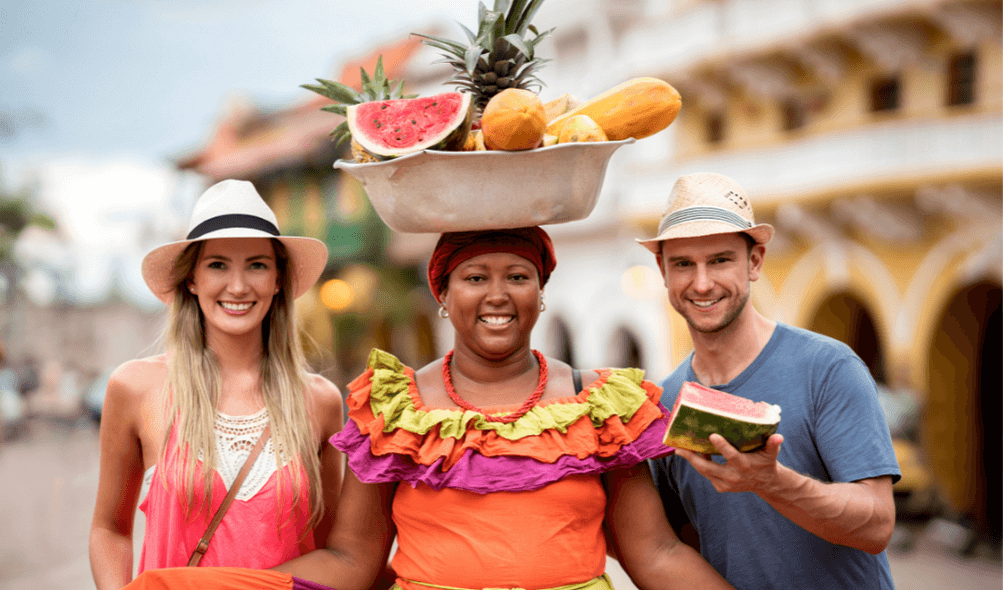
637,173,901,590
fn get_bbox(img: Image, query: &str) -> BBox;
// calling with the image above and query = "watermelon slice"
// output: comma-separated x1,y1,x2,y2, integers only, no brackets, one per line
663,381,781,454
347,92,474,160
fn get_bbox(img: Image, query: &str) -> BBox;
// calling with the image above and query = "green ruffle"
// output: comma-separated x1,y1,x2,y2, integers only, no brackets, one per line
364,349,650,441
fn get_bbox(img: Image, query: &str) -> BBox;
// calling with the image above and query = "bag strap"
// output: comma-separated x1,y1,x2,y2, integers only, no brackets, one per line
572,369,582,393
187,423,272,567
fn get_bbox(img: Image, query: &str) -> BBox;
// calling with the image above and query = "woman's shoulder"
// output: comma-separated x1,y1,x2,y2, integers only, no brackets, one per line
304,372,342,406
107,355,168,399
304,372,343,434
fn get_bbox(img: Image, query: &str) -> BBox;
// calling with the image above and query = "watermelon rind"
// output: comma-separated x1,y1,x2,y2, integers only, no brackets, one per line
347,92,474,160
663,404,780,454
663,381,781,454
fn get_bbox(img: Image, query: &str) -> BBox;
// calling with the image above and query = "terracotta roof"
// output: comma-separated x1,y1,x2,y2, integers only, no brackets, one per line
338,35,425,90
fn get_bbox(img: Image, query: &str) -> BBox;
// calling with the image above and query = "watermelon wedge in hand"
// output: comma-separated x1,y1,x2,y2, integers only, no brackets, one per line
664,381,781,454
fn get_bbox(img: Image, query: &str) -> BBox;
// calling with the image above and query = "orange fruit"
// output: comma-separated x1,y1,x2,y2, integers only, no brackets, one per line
480,89,547,151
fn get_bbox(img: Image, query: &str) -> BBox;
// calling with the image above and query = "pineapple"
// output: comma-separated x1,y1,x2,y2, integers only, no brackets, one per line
301,56,416,158
415,0,553,115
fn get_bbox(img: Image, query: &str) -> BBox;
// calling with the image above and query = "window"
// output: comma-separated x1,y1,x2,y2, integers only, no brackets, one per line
947,51,977,106
870,76,900,112
781,98,806,131
706,112,725,144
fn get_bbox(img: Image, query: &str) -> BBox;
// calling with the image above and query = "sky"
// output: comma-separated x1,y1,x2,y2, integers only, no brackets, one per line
2,0,474,168
0,0,476,306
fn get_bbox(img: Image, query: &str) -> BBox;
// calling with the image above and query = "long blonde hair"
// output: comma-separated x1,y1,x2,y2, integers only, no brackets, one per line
162,239,323,529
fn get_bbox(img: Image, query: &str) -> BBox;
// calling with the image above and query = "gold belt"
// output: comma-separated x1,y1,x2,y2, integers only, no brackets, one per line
395,573,615,590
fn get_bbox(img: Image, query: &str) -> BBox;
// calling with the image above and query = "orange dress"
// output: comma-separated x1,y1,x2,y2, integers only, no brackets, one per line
331,349,673,590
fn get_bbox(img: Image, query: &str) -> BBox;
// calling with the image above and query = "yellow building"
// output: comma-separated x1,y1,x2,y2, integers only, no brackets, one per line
532,0,1000,545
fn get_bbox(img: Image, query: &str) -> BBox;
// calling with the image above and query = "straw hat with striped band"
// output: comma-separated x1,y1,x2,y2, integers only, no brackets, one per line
636,172,774,254
142,179,328,303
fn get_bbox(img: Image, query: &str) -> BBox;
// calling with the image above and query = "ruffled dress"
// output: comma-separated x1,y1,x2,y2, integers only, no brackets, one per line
331,349,674,590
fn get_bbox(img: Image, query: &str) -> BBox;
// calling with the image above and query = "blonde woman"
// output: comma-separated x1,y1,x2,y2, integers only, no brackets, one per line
89,180,343,589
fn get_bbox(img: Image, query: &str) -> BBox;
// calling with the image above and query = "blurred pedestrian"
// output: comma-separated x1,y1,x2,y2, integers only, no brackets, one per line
89,180,342,589
638,172,901,589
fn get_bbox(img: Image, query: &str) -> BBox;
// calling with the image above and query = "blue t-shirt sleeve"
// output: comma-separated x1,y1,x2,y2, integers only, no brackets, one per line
811,354,901,484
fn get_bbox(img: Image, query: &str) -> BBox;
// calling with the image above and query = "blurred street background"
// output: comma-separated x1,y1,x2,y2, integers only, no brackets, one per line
1,0,1001,588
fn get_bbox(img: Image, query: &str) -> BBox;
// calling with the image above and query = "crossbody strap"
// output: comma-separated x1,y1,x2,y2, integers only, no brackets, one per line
187,423,272,567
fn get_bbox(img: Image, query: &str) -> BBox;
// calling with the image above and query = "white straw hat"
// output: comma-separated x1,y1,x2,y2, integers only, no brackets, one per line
142,179,328,303
637,172,774,254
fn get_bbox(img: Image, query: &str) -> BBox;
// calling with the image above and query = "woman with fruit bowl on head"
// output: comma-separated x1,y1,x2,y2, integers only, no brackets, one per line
122,226,734,590
88,180,344,589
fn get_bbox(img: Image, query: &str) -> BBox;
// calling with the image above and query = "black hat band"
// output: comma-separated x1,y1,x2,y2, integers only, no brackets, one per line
186,214,281,240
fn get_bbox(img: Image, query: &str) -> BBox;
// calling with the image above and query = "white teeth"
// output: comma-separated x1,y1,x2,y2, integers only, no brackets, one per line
221,302,253,311
692,298,721,308
480,316,513,325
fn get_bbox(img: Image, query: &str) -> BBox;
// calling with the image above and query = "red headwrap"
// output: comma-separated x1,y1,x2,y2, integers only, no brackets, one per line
427,227,556,302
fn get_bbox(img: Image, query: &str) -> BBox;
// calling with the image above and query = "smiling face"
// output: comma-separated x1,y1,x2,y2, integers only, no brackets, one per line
442,251,542,361
188,237,280,340
656,232,763,335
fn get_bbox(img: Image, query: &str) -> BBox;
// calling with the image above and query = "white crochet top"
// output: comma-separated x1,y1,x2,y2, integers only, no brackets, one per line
141,407,286,502
214,407,285,501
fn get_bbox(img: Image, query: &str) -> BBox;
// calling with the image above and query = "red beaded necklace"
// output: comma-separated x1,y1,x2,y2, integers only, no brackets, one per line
442,349,548,424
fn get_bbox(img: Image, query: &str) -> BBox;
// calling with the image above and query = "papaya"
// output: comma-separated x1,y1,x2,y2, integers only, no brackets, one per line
545,77,682,141
480,88,547,151
557,115,607,143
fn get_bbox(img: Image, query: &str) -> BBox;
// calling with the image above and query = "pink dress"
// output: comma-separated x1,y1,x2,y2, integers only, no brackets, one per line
138,410,315,571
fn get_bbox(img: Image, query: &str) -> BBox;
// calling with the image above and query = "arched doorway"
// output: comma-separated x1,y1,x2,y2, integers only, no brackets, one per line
551,318,577,368
610,328,643,372
925,281,1002,549
808,293,887,383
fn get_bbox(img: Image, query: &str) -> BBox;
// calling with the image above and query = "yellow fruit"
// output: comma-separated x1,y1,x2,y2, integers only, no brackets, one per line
480,88,547,151
473,129,487,151
543,93,582,123
541,134,558,147
545,77,682,141
351,138,382,163
462,132,478,151
557,115,608,143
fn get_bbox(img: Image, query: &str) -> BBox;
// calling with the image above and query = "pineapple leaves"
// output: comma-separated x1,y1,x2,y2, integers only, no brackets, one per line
457,22,478,46
506,0,531,32
415,0,551,110
501,34,531,59
329,122,351,146
513,0,547,35
320,104,348,116
464,45,484,75
412,32,466,53
301,79,359,105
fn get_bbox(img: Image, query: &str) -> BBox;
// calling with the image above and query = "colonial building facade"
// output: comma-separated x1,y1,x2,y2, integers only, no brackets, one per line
530,0,1000,545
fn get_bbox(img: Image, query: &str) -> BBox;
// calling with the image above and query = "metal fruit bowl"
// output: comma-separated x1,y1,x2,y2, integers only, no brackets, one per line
333,139,635,233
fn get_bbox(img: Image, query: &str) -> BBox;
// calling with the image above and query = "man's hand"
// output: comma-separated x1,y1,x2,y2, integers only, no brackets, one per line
675,432,895,553
674,433,784,494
